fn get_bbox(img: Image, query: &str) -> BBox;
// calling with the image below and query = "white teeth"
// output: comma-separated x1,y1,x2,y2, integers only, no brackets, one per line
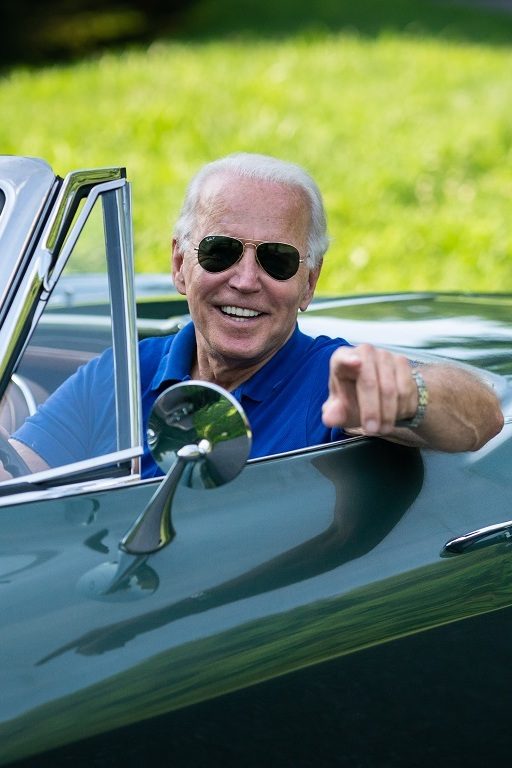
221,305,261,318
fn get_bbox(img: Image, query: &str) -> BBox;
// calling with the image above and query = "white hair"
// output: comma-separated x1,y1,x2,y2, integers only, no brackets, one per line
173,152,330,268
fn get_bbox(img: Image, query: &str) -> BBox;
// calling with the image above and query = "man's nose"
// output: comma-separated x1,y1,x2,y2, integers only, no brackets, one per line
228,244,261,289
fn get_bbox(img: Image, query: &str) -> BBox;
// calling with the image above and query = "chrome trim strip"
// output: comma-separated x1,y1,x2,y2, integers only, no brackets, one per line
115,182,141,450
247,434,366,463
2,446,141,485
0,471,144,508
443,519,512,555
137,316,190,335
37,313,113,328
0,177,126,385
307,293,434,312
44,167,123,255
0,446,143,507
41,178,126,294
0,256,48,382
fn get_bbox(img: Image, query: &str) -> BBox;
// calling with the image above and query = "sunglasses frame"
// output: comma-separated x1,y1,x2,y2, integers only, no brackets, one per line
194,234,306,281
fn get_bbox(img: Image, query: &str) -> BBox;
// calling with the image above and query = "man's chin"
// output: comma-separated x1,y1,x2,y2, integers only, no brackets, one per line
207,336,275,368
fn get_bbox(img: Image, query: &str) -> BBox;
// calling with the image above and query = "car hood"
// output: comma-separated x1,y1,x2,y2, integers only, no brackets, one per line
301,292,512,379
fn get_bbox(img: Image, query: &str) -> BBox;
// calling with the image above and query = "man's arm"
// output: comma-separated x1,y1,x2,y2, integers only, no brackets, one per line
322,344,504,452
0,435,50,481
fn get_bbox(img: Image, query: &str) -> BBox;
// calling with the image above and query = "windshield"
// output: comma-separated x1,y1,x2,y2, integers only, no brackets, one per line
0,157,56,311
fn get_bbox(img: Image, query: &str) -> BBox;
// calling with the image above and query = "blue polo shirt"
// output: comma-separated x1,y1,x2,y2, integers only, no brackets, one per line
14,322,351,478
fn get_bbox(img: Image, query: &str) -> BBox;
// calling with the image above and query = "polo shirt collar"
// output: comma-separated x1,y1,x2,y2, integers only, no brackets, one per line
151,320,197,391
236,324,314,403
150,320,314,401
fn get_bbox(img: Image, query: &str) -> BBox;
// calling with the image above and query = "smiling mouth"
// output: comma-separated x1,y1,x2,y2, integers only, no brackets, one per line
220,305,263,320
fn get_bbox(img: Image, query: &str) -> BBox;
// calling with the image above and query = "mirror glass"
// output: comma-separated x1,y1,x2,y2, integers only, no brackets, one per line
147,380,252,488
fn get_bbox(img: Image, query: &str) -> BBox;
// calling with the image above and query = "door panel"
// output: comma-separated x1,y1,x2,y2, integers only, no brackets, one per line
19,604,511,768
1,427,512,764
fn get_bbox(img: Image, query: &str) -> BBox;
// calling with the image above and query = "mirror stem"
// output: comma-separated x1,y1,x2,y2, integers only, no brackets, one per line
120,444,207,555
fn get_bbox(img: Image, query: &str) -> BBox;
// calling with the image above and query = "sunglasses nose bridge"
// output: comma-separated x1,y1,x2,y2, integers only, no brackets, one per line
230,240,263,283
239,240,258,256
236,240,260,267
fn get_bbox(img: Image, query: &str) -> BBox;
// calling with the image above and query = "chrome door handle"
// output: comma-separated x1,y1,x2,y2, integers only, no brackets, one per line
442,520,512,556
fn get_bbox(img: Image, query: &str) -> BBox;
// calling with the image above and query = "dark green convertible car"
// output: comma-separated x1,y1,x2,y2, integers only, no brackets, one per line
1,157,511,767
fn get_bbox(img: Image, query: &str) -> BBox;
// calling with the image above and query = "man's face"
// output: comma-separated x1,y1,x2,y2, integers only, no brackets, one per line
172,173,321,376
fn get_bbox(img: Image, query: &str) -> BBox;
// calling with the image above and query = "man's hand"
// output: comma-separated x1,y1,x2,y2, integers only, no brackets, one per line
0,425,49,480
0,425,14,480
322,344,418,435
0,463,13,481
322,343,504,452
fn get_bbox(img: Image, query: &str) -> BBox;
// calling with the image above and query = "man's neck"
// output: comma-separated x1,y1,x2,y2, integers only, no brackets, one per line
190,323,297,391
190,355,265,392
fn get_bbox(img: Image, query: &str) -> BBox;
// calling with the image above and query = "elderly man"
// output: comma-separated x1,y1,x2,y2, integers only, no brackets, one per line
3,152,504,478
168,152,502,456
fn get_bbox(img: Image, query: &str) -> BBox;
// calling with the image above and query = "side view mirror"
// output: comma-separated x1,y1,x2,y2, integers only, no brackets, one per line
120,381,252,555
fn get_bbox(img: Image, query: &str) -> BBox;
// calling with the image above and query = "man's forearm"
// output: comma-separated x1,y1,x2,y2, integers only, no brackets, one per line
324,344,504,453
389,364,504,452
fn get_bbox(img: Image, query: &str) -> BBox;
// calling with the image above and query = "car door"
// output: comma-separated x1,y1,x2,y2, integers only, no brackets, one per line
2,413,512,766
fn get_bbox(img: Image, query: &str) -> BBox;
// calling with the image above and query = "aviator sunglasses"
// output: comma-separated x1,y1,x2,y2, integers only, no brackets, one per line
194,234,305,281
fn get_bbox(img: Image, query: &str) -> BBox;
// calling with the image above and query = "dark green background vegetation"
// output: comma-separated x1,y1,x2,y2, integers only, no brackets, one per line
3,0,512,68
1,1,193,66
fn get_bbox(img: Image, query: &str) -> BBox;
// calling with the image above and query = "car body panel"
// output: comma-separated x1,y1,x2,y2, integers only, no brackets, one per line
2,428,512,763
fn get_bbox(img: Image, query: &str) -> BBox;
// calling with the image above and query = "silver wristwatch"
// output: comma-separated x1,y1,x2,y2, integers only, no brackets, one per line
395,368,428,429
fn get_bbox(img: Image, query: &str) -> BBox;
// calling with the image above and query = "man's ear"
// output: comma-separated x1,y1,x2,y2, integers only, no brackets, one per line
299,262,322,312
171,237,187,296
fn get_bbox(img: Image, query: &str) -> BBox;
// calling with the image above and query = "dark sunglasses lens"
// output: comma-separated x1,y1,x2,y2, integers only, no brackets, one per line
258,243,300,280
197,236,243,272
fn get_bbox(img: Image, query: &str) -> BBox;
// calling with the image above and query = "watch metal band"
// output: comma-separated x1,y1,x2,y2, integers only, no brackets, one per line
395,368,428,429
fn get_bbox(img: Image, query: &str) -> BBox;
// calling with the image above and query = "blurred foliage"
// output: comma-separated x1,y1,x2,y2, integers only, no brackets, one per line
180,0,512,44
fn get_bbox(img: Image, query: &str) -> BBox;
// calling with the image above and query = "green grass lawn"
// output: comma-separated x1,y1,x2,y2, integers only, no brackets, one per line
1,0,511,294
